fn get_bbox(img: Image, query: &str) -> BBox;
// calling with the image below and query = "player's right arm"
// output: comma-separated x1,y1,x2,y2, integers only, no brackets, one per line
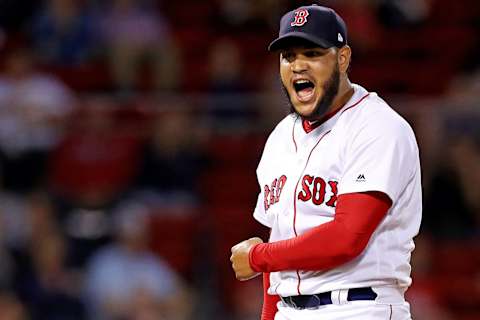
248,191,391,272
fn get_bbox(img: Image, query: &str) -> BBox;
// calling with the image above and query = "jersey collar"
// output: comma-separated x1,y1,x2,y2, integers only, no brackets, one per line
301,84,369,134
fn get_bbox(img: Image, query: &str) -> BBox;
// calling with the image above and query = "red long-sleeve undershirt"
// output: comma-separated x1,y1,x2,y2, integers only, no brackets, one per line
255,191,392,320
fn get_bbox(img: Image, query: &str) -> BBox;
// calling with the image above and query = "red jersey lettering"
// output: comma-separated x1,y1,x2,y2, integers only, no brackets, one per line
312,177,326,205
264,175,288,211
326,181,338,207
298,175,314,201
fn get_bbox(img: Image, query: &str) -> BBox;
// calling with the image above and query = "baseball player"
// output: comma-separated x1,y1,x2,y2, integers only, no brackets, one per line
230,4,422,320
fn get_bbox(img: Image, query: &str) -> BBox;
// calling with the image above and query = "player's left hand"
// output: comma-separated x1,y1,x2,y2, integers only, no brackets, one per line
230,237,264,281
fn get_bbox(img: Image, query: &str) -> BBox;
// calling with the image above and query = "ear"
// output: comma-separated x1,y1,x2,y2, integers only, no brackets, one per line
337,46,351,74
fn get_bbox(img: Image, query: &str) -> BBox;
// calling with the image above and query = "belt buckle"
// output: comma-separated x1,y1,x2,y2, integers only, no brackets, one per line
282,296,299,309
308,294,322,309
288,296,299,309
313,294,322,309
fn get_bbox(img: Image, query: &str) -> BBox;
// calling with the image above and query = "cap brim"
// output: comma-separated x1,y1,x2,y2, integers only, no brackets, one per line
268,32,334,51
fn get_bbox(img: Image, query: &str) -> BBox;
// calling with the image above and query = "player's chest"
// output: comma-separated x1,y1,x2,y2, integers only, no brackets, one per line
259,130,343,221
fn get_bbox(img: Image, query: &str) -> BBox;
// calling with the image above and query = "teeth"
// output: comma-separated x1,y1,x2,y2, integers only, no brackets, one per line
295,79,310,84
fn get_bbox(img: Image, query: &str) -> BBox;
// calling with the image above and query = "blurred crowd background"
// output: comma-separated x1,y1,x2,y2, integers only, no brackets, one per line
0,0,478,319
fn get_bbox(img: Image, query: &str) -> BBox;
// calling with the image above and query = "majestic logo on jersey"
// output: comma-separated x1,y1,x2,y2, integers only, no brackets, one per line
356,174,366,182
264,175,287,211
290,9,309,27
298,175,338,207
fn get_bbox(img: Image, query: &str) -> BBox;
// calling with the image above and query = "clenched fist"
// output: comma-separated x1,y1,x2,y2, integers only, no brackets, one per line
230,237,264,281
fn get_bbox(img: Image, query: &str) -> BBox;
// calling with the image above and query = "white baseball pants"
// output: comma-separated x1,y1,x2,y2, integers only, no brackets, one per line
274,286,411,320
275,301,411,320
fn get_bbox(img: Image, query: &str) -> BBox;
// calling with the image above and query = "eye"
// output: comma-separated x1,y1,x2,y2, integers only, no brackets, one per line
304,50,325,57
281,51,295,62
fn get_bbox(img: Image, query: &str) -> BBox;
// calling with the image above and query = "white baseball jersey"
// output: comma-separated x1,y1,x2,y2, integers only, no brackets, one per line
253,84,422,297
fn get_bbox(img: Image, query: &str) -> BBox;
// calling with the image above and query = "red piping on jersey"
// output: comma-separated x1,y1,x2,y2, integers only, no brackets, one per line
340,93,370,115
287,92,369,294
301,92,371,134
296,270,302,294
292,129,331,294
292,116,298,153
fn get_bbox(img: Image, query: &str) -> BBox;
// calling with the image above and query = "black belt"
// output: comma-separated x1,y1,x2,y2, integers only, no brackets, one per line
281,287,377,309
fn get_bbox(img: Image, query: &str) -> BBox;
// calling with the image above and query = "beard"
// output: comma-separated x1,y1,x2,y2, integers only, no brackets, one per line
282,63,340,121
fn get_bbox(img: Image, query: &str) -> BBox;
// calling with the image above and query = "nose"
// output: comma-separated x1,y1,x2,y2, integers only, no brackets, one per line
291,56,308,73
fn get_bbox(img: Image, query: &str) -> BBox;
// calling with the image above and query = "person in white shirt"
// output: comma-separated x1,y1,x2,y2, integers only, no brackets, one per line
230,5,422,320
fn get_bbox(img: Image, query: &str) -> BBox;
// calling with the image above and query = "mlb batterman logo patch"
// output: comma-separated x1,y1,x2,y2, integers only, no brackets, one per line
291,9,309,26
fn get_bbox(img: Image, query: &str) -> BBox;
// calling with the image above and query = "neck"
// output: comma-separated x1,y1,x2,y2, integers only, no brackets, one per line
328,78,354,115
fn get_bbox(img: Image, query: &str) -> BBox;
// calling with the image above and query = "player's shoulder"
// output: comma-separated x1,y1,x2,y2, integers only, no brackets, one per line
257,114,296,171
272,113,297,132
341,85,414,137
264,113,297,143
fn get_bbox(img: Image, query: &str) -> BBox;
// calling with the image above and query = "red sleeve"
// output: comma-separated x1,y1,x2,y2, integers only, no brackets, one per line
249,191,392,272
261,272,280,320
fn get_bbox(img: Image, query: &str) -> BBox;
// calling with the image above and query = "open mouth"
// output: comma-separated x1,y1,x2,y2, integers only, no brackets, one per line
293,79,315,102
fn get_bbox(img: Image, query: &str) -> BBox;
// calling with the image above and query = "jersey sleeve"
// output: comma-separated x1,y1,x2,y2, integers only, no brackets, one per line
253,191,273,228
252,131,274,228
339,116,418,203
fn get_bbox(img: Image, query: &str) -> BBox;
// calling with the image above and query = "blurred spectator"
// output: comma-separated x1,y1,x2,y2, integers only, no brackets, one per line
84,203,192,320
418,67,480,223
0,192,59,286
134,104,207,205
213,0,274,31
48,97,143,267
0,292,29,320
208,39,246,93
13,193,85,320
0,47,75,193
447,66,480,105
206,39,256,128
0,213,15,290
29,0,96,66
0,192,30,252
18,230,86,320
98,0,181,93
377,0,432,29
48,96,142,208
423,114,480,240
401,105,443,194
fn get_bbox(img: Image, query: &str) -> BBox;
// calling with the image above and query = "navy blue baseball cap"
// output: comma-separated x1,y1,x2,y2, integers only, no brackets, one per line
268,4,348,51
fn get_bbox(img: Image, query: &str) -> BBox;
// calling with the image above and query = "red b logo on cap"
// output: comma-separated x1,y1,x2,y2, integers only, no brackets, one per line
291,9,309,27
